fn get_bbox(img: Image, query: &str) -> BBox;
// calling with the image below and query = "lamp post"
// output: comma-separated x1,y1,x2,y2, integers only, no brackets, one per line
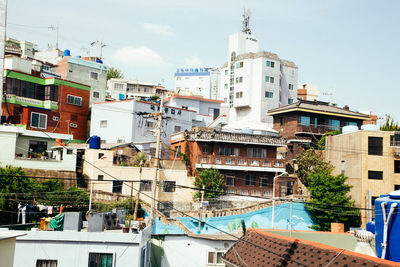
89,156,105,212
271,172,288,229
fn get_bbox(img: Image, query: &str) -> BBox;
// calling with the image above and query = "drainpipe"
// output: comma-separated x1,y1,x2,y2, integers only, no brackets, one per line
381,202,397,259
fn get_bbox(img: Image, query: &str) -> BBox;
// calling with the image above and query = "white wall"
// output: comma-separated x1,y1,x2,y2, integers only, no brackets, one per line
156,235,234,267
174,68,213,99
0,238,17,267
14,227,152,267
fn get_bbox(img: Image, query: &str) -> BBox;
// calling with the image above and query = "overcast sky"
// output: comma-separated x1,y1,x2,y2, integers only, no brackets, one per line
6,0,400,122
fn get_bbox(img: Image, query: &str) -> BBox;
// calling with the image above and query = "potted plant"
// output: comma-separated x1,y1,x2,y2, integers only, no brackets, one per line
122,214,135,233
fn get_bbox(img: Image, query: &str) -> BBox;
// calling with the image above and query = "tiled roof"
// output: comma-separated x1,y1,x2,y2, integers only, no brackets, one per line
267,100,370,119
223,229,398,267
185,129,286,146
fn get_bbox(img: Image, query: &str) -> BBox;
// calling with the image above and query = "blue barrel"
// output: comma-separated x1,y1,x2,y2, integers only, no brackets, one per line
375,191,400,261
89,136,101,149
366,221,375,234
64,49,71,56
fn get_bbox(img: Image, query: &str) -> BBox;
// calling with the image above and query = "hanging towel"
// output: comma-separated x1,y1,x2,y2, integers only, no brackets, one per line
47,206,53,215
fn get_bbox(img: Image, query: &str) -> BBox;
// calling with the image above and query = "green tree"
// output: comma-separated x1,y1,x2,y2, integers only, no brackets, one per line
380,115,400,131
194,168,225,199
317,130,341,150
134,152,146,166
106,67,124,81
306,170,361,231
296,148,333,186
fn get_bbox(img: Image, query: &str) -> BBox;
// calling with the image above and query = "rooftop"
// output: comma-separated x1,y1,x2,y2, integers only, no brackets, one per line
267,100,370,120
222,51,297,69
164,94,224,104
223,229,397,267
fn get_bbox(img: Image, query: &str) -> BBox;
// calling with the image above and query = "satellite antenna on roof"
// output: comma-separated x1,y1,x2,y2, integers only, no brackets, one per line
241,8,251,35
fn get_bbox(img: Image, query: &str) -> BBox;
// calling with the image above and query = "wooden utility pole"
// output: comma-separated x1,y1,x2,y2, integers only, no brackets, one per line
197,185,205,233
133,165,143,220
150,94,163,223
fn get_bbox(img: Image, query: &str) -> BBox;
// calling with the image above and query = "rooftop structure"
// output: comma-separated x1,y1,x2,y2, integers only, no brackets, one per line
174,67,219,99
107,78,166,101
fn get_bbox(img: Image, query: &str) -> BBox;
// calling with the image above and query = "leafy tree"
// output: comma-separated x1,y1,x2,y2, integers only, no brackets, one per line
380,115,400,131
106,67,124,81
194,168,225,199
317,130,341,150
296,148,333,186
135,152,146,166
306,170,361,231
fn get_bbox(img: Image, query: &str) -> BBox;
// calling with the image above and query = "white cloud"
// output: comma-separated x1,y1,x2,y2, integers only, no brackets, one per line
184,56,202,67
143,23,174,36
111,46,167,67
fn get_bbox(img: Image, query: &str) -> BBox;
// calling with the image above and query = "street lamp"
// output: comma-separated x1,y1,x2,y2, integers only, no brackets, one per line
89,156,106,212
271,172,288,229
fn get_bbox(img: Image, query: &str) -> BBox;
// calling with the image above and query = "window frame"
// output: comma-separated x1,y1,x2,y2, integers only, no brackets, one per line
368,170,383,180
36,259,58,267
88,252,113,267
140,180,152,191
226,175,235,186
93,91,100,98
368,137,383,156
100,120,107,128
162,181,176,193
30,112,47,130
90,71,99,81
112,181,123,193
245,174,256,186
67,94,82,106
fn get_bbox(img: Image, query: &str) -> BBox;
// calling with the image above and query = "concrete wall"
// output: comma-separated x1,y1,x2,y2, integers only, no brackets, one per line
152,235,234,267
174,71,212,99
13,228,152,267
0,238,17,267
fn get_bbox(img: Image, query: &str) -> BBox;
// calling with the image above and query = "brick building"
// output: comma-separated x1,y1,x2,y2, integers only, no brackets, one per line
170,128,292,197
267,100,370,159
2,58,90,141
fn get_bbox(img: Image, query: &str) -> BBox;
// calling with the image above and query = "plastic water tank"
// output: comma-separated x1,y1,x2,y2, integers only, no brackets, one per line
96,59,103,64
361,124,378,131
375,191,400,261
342,125,359,134
89,136,101,149
64,49,71,56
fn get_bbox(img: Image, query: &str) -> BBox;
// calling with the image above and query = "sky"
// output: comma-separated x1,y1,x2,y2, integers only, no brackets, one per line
6,0,400,122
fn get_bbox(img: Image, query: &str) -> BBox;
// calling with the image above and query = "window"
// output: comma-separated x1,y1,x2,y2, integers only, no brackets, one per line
288,98,294,104
140,180,152,191
224,84,228,90
390,133,400,146
247,148,267,158
202,144,209,153
260,177,269,187
288,84,294,90
265,76,274,83
114,83,124,90
162,181,176,192
395,160,400,173
395,185,400,191
235,91,243,98
235,77,243,83
218,147,240,156
88,253,113,267
265,91,273,98
299,117,310,127
329,119,340,131
29,140,48,154
67,95,82,106
368,171,383,180
245,174,256,186
208,252,224,264
236,62,244,68
174,125,181,133
100,120,107,128
226,175,235,186
98,175,103,181
67,149,73,155
36,260,58,267
93,91,100,98
145,121,155,128
112,181,123,193
31,112,47,129
225,69,228,75
176,77,181,81
368,137,383,156
90,72,99,80
171,109,175,115
347,122,357,126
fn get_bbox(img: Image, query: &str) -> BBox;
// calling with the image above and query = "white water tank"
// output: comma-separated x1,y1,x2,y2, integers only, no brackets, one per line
342,125,359,134
361,124,378,131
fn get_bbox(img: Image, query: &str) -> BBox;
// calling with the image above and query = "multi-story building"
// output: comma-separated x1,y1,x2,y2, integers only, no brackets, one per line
267,99,370,159
90,99,195,154
170,128,288,197
6,38,35,58
56,54,108,106
297,83,320,101
164,94,223,127
325,128,400,226
107,78,166,100
174,67,219,99
220,20,298,130
2,56,90,141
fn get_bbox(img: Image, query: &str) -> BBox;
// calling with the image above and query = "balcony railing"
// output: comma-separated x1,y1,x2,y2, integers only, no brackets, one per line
5,94,58,109
296,125,336,135
197,155,285,169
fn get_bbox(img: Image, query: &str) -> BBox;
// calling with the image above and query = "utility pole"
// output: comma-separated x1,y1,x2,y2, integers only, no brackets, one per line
289,199,293,238
0,0,8,118
90,40,106,60
197,185,205,233
272,172,288,229
48,24,59,50
150,93,163,223
133,164,143,220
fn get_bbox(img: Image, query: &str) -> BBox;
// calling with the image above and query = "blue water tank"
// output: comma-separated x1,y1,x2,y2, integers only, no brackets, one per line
89,136,101,149
375,191,400,261
64,49,71,56
96,59,103,64
366,221,375,234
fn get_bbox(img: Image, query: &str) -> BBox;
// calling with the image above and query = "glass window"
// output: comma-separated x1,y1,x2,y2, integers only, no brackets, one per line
245,174,256,186
260,177,269,187
368,137,383,156
226,175,235,186
208,252,215,264
216,252,223,263
288,84,294,90
31,112,47,129
395,161,400,173
36,260,58,267
329,119,340,131
90,72,99,80
100,120,107,128
112,181,123,193
28,140,48,154
162,181,176,192
265,76,270,82
390,134,400,146
93,91,100,98
347,122,357,126
67,95,82,106
266,60,271,67
218,147,239,156
88,253,113,267
298,116,310,126
98,175,104,181
247,148,267,158
225,69,228,75
368,171,383,180
288,98,294,104
140,180,152,191
265,91,273,98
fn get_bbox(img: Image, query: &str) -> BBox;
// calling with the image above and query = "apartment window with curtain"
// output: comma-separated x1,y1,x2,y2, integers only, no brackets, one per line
247,148,267,158
88,253,113,267
218,147,240,156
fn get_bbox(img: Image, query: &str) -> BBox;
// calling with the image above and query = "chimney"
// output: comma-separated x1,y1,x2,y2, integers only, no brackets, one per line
343,105,349,110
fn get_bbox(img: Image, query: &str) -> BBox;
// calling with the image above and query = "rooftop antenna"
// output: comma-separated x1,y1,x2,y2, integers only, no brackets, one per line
91,40,106,60
48,24,59,50
241,8,251,35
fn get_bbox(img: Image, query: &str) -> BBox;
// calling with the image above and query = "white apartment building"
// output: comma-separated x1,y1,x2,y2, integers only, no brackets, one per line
174,67,219,99
90,99,195,148
107,78,166,100
220,24,298,130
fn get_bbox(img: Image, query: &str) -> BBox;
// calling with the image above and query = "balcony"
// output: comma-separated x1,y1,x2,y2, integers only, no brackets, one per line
196,155,285,172
5,94,58,110
295,125,335,135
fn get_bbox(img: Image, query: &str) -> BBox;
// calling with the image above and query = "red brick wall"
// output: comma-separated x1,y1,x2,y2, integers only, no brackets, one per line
56,57,69,79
